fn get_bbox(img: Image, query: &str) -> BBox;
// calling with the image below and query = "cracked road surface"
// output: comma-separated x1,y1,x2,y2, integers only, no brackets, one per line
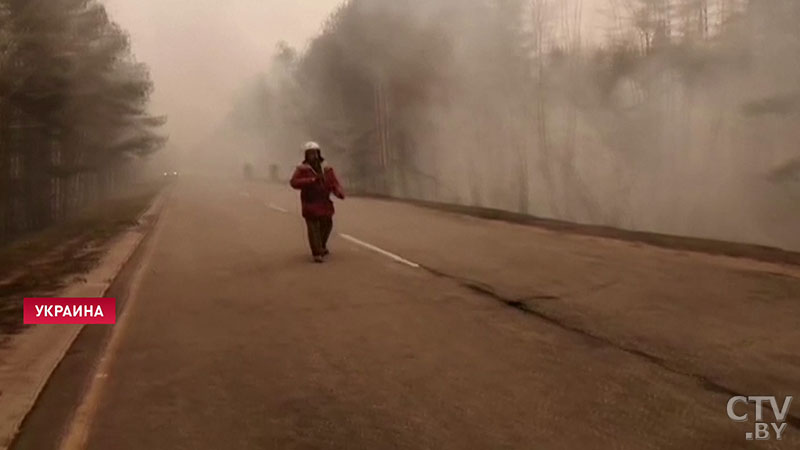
20,174,800,449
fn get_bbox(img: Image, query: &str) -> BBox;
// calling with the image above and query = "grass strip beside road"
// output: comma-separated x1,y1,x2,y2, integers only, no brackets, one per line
0,185,163,341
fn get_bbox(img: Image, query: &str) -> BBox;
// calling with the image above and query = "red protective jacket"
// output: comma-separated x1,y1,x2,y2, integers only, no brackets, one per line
290,164,345,218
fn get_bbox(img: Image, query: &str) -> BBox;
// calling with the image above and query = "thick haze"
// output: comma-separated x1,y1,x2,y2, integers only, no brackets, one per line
102,0,344,151
101,1,798,250
102,1,611,152
226,0,799,250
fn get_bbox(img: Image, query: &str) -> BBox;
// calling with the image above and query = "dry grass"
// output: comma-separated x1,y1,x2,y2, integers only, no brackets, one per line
0,185,162,340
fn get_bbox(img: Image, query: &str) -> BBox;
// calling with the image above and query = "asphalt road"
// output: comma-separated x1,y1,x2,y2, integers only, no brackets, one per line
33,175,800,449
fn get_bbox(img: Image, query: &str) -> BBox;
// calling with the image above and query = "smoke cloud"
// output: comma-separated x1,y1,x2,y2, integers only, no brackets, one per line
105,0,800,251
102,0,343,152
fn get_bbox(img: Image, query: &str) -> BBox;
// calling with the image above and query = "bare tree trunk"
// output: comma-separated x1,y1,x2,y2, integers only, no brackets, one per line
516,115,530,214
0,106,8,242
530,0,562,217
373,79,390,195
469,104,487,207
700,0,709,38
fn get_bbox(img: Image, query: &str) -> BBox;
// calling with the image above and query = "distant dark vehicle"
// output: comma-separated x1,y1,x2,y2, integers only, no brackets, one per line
163,170,179,179
771,158,800,184
243,163,254,180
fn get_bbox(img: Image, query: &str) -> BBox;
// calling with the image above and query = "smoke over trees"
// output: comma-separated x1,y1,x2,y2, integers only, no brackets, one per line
236,0,800,250
0,0,166,242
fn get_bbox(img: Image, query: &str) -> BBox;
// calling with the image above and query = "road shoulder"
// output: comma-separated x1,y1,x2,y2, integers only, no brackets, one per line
0,191,168,450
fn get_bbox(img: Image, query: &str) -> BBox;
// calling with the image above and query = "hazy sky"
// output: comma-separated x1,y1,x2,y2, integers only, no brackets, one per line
102,0,608,152
102,0,344,150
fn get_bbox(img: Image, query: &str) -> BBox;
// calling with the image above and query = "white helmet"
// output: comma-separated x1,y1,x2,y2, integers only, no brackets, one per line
303,141,321,151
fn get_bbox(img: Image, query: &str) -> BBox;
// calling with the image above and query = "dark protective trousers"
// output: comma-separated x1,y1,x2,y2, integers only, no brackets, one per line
305,217,333,257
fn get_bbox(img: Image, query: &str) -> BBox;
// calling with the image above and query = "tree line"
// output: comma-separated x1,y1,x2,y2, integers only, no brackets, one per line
0,0,165,243
236,0,800,249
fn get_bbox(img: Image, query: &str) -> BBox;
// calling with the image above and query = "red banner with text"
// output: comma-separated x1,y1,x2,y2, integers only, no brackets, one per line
24,298,117,325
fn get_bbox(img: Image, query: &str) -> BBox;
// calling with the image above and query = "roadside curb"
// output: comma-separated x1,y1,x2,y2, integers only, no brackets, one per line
0,188,170,450
354,194,800,267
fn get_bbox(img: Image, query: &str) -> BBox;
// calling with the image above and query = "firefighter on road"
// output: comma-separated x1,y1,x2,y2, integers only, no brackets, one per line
290,142,345,263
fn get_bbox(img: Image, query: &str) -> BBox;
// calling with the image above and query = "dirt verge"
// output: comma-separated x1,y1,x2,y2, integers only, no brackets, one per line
0,185,163,340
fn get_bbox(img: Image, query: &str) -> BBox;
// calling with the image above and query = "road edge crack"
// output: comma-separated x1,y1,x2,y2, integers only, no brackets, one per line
421,265,800,430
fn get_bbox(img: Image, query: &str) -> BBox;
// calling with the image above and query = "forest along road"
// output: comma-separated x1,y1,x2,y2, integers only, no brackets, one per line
34,174,800,449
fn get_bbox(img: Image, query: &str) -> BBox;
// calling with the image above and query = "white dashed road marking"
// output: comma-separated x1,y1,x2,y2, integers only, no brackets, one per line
267,204,288,213
339,233,420,269
262,203,417,268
